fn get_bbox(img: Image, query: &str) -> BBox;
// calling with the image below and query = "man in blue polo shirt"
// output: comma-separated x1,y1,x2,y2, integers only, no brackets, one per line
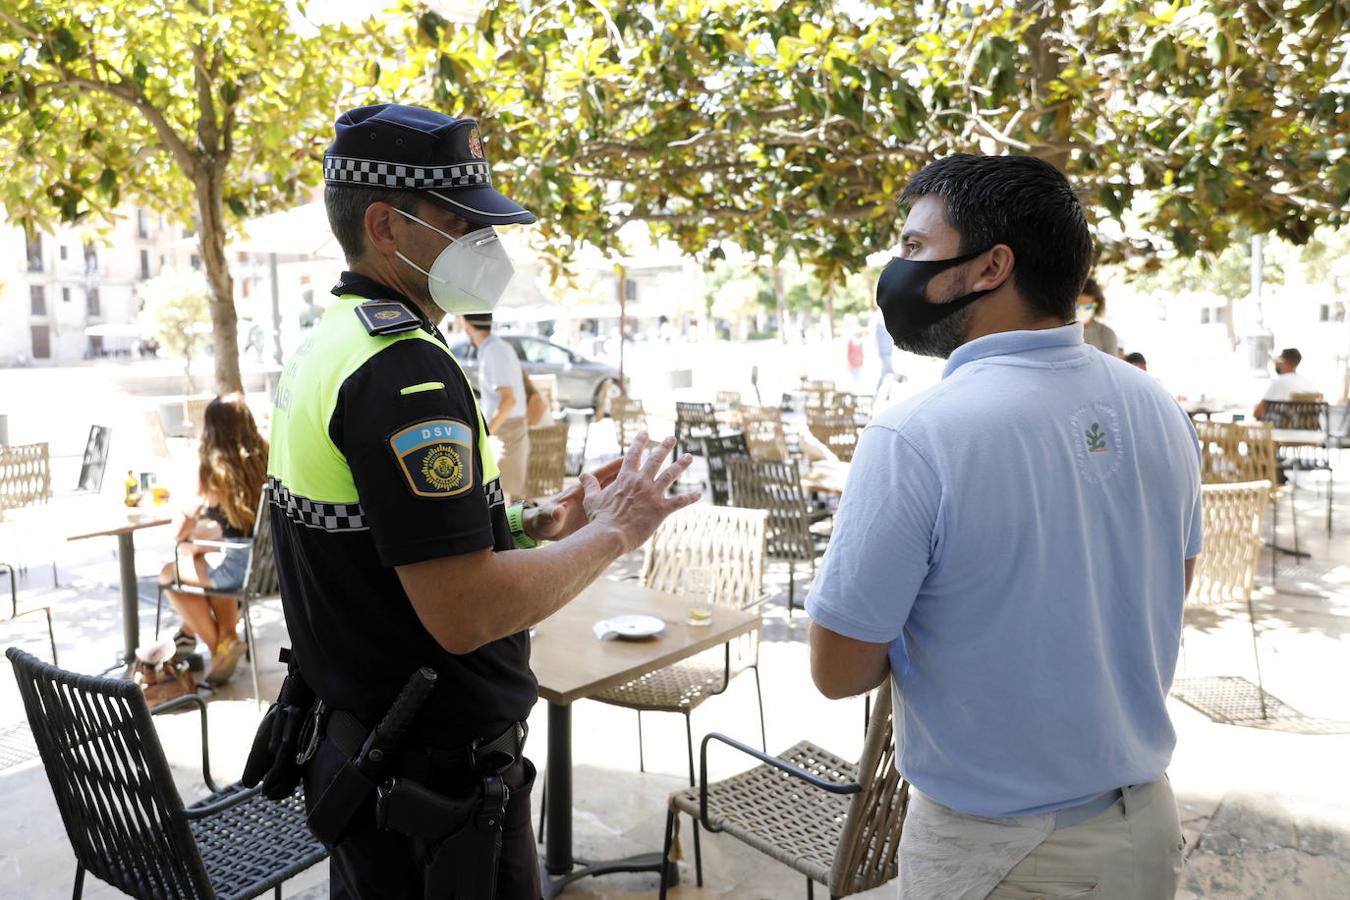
806,154,1201,898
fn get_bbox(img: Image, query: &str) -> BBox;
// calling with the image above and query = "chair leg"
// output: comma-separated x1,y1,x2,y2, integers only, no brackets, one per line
242,600,261,705
1245,590,1269,720
636,710,646,773
684,710,704,886
1290,473,1302,558
863,692,871,736
1270,498,1278,588
693,809,704,887
274,886,282,900
537,777,547,844
684,712,696,786
1327,467,1334,536
751,664,767,752
72,864,85,900
807,877,815,899
659,806,677,900
788,561,796,620
43,606,58,665
154,583,165,639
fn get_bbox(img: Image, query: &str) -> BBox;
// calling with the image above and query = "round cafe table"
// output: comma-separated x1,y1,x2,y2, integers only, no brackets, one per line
68,510,173,668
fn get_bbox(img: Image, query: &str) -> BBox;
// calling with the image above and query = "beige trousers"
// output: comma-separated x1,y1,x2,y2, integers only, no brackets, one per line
987,777,1185,899
494,416,530,500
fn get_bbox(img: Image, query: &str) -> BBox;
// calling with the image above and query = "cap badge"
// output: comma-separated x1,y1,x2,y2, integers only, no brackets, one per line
467,127,485,159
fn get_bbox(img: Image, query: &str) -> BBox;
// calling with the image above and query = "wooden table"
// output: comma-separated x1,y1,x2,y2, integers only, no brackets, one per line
531,577,760,898
68,511,172,666
801,461,851,496
1271,429,1327,448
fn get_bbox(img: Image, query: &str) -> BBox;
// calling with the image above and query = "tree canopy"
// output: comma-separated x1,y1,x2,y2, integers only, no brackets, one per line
387,0,1349,289
0,0,363,391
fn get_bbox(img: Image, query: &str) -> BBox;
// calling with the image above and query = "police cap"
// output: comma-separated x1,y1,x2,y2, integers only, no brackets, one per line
324,103,536,226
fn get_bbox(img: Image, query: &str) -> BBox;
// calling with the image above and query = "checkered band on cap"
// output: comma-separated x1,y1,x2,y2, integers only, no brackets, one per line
269,477,369,533
323,155,492,190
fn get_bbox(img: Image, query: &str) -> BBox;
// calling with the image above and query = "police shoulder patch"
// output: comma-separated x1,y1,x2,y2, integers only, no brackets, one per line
355,300,422,336
389,418,475,498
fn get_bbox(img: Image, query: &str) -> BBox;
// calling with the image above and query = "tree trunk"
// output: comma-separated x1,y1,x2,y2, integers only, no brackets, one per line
195,171,242,395
1021,0,1072,172
823,282,836,339
772,266,788,344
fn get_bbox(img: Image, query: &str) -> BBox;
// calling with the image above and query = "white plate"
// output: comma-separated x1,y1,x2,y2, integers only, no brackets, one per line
605,614,665,640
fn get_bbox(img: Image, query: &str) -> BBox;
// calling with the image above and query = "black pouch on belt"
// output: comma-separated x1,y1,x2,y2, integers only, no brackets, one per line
241,648,317,800
375,774,510,900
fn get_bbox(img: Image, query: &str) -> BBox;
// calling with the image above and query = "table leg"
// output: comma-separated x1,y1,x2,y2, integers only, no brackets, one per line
540,700,673,898
544,701,573,875
117,532,139,666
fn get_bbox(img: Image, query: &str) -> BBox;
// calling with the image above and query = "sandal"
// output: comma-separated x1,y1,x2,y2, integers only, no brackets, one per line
205,636,246,686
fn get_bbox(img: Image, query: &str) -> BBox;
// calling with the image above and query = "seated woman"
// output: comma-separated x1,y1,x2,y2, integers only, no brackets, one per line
158,393,268,686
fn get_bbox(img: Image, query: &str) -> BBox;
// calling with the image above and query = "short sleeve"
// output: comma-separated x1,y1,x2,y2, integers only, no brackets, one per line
804,424,941,645
1262,377,1288,402
332,339,495,567
481,342,513,390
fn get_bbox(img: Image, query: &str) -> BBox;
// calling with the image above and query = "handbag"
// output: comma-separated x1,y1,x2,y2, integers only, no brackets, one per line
132,638,197,707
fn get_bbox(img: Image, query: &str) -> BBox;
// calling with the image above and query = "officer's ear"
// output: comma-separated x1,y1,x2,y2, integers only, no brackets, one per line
362,201,402,260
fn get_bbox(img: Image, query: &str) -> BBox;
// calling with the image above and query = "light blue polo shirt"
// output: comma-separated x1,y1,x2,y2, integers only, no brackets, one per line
806,323,1202,818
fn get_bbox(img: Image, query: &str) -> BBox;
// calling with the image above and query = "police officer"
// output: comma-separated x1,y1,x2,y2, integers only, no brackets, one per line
266,103,698,898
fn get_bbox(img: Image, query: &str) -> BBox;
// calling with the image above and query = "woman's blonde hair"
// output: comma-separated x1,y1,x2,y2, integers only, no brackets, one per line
199,393,268,534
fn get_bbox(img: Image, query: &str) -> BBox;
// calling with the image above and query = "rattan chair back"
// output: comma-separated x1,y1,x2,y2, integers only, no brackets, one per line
530,373,559,416
0,442,51,519
829,677,908,896
1262,399,1328,431
7,647,216,897
805,410,862,462
641,505,767,612
1189,481,1270,606
702,433,750,507
1196,421,1280,499
740,406,790,462
715,390,741,408
675,402,720,456
523,421,568,499
727,457,815,563
611,397,648,450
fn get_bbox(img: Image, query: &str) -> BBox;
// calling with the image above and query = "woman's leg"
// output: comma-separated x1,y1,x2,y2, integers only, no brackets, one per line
208,596,240,644
164,553,221,648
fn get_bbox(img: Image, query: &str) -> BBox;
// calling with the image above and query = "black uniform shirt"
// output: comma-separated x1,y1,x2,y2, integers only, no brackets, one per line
270,272,535,747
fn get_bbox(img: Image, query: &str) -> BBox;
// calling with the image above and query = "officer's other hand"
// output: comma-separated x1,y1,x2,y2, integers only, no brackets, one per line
580,432,700,553
526,458,623,542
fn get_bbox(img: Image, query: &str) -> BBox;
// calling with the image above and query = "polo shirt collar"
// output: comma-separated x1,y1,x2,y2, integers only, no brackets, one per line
332,271,433,328
943,322,1084,379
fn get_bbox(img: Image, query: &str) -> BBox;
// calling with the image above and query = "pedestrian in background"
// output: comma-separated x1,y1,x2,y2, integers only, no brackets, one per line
462,312,531,499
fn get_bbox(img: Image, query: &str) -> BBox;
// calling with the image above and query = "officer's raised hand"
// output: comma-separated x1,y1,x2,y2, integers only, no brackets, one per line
519,458,623,543
579,433,701,552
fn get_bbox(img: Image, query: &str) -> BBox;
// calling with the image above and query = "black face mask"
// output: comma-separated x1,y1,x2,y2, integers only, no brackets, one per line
876,248,994,357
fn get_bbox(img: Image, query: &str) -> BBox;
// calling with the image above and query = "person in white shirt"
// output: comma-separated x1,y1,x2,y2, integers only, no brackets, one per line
1076,277,1119,357
462,313,530,499
1256,347,1321,420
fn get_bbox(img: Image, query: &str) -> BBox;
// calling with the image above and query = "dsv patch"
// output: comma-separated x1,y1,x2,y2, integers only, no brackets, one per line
389,419,474,498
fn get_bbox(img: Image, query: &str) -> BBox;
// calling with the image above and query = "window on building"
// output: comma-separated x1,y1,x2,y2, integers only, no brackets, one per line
31,325,50,359
30,284,46,315
137,208,150,239
241,278,251,299
624,278,638,302
140,249,151,280
62,287,71,304
60,245,69,261
88,336,104,357
190,254,201,271
1199,308,1210,325
86,287,101,317
25,232,43,272
84,241,98,274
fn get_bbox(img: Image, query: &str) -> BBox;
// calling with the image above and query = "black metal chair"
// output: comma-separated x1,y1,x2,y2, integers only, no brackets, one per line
675,402,721,459
702,433,750,507
6,647,326,900
74,424,112,495
728,457,828,619
157,486,277,701
2,561,57,663
1263,399,1334,534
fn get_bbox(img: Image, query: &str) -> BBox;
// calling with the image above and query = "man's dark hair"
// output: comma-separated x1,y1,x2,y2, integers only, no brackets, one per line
899,154,1093,321
1279,347,1302,368
324,185,418,261
1124,351,1147,366
464,313,494,331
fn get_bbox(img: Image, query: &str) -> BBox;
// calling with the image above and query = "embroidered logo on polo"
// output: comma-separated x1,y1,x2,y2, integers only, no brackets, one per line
1070,404,1123,484
323,155,492,190
389,419,475,498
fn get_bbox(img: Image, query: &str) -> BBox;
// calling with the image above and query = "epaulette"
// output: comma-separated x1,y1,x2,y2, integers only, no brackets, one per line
354,299,423,336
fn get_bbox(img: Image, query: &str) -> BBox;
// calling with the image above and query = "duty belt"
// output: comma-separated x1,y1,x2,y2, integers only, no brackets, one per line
324,709,527,776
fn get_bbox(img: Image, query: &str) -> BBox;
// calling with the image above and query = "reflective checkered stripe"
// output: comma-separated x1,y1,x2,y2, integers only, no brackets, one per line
269,477,369,533
323,155,491,189
484,477,505,510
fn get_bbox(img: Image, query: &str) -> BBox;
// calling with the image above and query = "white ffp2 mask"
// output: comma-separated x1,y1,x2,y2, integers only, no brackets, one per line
393,208,515,315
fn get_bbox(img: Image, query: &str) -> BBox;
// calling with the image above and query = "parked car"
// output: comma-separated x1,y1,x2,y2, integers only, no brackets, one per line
448,334,625,410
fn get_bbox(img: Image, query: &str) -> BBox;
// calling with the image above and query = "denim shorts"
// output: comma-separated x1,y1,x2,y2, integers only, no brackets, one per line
206,543,249,592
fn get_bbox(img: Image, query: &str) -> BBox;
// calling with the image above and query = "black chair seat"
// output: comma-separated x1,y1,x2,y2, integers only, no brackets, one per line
192,784,326,900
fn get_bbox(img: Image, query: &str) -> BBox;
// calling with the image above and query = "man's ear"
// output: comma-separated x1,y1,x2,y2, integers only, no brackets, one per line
363,202,400,258
972,244,1015,293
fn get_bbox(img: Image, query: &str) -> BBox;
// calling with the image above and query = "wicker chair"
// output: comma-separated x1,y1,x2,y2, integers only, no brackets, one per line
715,390,741,408
0,441,51,520
728,457,825,617
590,505,768,770
1263,399,1334,534
703,434,751,507
6,648,326,900
741,406,791,462
611,397,649,451
1188,481,1273,718
2,561,57,663
530,373,560,416
661,677,906,899
1196,421,1299,581
675,401,721,459
523,420,568,499
156,486,278,701
805,410,862,462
